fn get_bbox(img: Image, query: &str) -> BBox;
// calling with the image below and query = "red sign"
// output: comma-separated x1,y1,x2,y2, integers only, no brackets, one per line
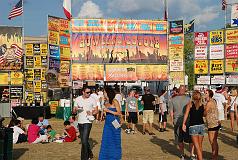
226,44,238,58
194,32,208,45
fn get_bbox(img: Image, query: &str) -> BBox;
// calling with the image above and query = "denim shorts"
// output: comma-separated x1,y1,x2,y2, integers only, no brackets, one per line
189,124,205,136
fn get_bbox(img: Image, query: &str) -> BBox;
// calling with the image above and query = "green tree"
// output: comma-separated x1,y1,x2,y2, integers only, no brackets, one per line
184,33,195,90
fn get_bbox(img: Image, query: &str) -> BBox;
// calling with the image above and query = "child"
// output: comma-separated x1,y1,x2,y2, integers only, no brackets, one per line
46,125,56,142
69,116,80,139
63,121,76,142
125,90,139,134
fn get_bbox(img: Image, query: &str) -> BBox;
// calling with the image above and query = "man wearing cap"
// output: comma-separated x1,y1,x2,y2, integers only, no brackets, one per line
141,87,156,135
169,85,194,160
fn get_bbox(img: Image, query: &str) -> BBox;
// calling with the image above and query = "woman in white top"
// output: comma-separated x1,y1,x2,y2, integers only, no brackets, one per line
228,88,238,132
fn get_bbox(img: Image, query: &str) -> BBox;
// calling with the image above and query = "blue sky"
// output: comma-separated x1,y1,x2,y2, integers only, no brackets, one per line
0,0,237,36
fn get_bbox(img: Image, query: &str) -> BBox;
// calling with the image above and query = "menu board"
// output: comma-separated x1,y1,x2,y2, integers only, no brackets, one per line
10,86,23,99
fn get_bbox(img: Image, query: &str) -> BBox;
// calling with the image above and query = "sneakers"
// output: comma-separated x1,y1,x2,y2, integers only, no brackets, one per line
180,155,185,160
131,130,137,134
189,154,197,160
149,132,155,135
125,129,131,134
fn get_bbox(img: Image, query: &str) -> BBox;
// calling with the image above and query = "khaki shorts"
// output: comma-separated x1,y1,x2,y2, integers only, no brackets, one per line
143,110,154,123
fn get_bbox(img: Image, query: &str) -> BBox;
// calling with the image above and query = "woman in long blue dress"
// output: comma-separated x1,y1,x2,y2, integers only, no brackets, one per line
99,87,122,160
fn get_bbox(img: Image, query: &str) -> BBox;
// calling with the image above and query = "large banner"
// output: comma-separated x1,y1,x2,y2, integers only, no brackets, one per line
105,65,137,81
72,64,104,81
0,26,23,70
136,65,168,81
210,30,224,45
105,64,167,81
194,60,208,74
195,46,207,59
72,33,167,63
226,29,238,44
210,60,224,74
71,19,167,63
169,20,183,34
225,59,238,72
72,19,167,34
209,45,224,59
194,32,208,45
226,44,238,58
231,4,238,27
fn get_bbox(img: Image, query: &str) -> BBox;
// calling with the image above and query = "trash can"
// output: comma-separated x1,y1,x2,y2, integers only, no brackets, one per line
64,100,71,121
0,127,13,160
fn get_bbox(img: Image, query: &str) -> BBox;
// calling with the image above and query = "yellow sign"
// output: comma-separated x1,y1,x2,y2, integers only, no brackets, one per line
0,73,9,85
40,44,48,56
25,44,33,56
10,72,23,85
210,60,224,74
25,69,34,81
41,92,47,103
210,30,224,45
60,61,70,73
34,56,42,68
25,81,33,91
170,72,185,85
34,80,41,92
225,59,238,72
49,101,59,114
169,46,184,60
194,60,208,74
60,47,70,60
226,29,238,44
41,68,46,80
25,91,34,104
72,64,104,81
48,30,60,45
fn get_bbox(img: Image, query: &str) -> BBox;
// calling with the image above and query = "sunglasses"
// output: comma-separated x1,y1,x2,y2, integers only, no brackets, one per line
85,91,91,94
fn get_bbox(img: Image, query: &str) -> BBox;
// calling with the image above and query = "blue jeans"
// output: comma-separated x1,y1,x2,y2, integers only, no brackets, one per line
78,123,93,160
189,124,205,136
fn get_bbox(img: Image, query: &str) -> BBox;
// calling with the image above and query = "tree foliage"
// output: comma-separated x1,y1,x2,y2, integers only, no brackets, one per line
184,33,195,90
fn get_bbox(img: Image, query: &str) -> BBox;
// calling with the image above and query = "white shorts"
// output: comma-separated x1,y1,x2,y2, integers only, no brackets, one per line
32,135,48,144
218,109,225,121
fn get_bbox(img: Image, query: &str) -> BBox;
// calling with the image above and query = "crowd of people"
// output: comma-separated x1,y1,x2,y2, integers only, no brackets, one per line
2,84,238,160
169,85,238,160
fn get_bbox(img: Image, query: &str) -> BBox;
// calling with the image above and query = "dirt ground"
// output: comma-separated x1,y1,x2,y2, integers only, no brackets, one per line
3,115,238,160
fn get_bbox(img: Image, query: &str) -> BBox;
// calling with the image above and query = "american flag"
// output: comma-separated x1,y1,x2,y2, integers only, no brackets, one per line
11,44,23,58
0,55,4,64
222,0,227,10
8,0,23,20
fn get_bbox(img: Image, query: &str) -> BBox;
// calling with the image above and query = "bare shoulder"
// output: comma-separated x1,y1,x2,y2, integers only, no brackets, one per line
113,99,119,105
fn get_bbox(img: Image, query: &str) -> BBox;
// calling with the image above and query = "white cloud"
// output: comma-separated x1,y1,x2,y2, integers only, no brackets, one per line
77,1,103,18
108,0,163,13
193,5,220,24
